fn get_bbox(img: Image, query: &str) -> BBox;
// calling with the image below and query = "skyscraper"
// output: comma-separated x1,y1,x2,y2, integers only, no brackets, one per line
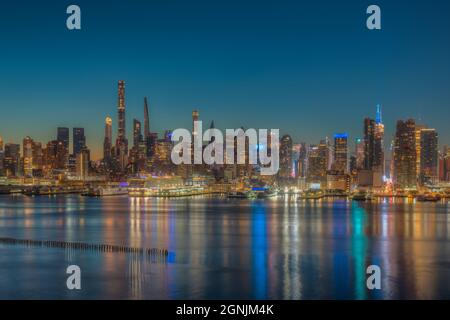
415,124,426,178
363,118,375,170
393,119,417,189
307,142,328,186
279,135,293,178
445,147,450,181
355,138,364,169
57,127,69,150
76,148,90,179
190,110,200,176
32,141,43,176
57,127,69,167
298,142,308,178
4,143,20,177
374,105,385,173
0,136,3,151
133,119,143,148
143,97,155,159
192,110,199,136
103,117,112,160
144,97,150,139
23,136,34,177
73,128,86,156
333,133,348,173
45,140,67,172
419,128,438,185
115,80,128,171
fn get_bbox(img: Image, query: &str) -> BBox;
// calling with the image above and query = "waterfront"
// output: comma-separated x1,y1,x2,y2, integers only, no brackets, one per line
0,195,449,299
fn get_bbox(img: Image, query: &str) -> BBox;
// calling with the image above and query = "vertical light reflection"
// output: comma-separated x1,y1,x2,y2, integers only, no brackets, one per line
351,203,368,300
251,201,267,299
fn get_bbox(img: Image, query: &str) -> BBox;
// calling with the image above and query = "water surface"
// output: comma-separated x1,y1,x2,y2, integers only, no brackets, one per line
0,195,449,299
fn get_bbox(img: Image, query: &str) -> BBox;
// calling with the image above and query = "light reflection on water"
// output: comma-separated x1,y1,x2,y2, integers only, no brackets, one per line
0,194,449,299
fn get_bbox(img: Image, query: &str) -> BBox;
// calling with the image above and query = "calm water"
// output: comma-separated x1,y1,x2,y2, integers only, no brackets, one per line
0,194,449,300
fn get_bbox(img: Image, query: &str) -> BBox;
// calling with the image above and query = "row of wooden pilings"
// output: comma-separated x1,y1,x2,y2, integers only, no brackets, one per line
0,237,169,257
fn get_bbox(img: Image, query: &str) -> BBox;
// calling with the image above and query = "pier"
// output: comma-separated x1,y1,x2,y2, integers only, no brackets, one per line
0,237,169,258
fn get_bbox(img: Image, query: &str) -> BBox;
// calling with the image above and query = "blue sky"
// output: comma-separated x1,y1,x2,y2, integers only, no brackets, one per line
0,0,449,159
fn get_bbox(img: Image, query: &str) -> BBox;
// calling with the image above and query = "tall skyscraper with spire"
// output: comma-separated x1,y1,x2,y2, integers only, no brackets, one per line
375,104,382,124
144,97,150,139
103,116,112,160
374,104,385,174
143,97,155,160
115,80,128,171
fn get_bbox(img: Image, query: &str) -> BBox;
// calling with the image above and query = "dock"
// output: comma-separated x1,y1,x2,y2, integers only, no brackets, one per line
0,237,169,258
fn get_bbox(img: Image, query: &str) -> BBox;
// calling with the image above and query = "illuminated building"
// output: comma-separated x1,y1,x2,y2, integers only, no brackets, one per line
415,124,426,178
326,171,350,192
144,97,150,138
133,119,143,148
419,128,438,185
57,127,69,150
332,133,348,173
363,118,375,170
0,137,4,176
292,144,301,178
44,140,67,175
4,143,20,177
57,127,69,167
349,155,357,178
393,119,417,189
445,147,450,181
155,140,172,162
190,110,200,177
23,136,34,177
361,108,384,188
355,138,364,169
73,128,86,156
143,97,153,159
115,80,129,171
439,148,445,181
76,148,90,179
103,117,112,159
307,142,328,187
130,119,145,173
279,135,293,178
0,149,4,176
298,142,308,178
374,105,385,174
146,132,158,160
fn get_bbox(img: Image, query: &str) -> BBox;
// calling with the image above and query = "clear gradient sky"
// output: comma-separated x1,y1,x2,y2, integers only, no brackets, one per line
1,0,449,160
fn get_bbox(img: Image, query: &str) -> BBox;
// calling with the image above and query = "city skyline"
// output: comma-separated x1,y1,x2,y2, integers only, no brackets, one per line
1,0,450,159
0,84,447,162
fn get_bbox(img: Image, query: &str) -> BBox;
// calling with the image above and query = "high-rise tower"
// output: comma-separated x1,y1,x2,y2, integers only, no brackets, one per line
73,128,86,156
56,127,69,168
419,128,438,185
115,80,128,171
374,104,385,174
333,133,348,173
133,119,143,148
144,97,150,139
117,81,126,142
279,135,293,178
103,117,112,160
363,118,375,170
393,119,417,189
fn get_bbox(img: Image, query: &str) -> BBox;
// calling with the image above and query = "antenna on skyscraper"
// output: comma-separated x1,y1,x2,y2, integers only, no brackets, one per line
376,104,382,124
